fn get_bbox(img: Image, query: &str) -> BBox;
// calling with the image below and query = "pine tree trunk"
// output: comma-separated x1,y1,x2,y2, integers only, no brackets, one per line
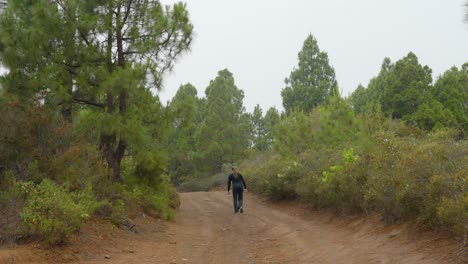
100,5,127,183
61,70,73,123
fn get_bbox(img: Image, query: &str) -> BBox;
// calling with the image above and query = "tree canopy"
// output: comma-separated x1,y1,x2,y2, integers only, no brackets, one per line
281,34,338,114
350,52,465,132
0,0,193,181
195,69,251,173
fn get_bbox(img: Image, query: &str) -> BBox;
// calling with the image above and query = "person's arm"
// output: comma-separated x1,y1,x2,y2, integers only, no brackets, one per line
227,174,232,192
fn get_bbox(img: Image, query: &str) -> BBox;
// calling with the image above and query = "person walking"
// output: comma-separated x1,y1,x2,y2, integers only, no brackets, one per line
227,167,247,214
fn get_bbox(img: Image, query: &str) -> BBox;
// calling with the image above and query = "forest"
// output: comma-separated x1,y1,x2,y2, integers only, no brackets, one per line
0,0,466,246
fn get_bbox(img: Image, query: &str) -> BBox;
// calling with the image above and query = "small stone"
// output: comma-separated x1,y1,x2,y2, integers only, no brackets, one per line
72,248,79,254
169,241,177,244
104,255,111,259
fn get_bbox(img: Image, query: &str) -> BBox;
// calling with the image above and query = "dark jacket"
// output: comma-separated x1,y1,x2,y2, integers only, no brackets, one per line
227,173,247,191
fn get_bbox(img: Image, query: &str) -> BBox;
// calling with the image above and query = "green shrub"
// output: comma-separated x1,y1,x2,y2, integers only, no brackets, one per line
0,171,27,242
242,112,467,238
242,154,302,200
21,179,99,245
179,172,226,192
318,148,366,212
123,176,178,221
73,185,107,218
48,144,107,190
437,195,467,238
109,199,127,224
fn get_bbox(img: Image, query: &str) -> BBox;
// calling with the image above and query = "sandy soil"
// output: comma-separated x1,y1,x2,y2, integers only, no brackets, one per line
0,191,465,264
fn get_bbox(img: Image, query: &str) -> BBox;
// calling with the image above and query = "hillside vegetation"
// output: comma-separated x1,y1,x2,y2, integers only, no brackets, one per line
0,1,466,245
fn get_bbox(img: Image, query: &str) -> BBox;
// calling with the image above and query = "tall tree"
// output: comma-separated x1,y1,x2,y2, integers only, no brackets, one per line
380,52,432,119
350,58,392,115
251,105,280,151
251,104,267,150
0,0,193,182
166,83,200,184
262,107,280,150
281,34,338,114
0,0,82,121
95,0,193,182
196,69,250,173
432,64,468,131
349,53,462,131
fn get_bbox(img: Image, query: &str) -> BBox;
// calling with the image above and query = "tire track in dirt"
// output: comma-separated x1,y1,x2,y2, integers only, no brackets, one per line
167,192,287,264
0,191,464,264
165,191,462,264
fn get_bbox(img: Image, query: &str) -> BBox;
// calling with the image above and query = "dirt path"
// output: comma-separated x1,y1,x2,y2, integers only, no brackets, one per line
0,191,465,264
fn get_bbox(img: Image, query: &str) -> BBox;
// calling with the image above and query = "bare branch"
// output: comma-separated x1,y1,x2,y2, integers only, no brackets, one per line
122,0,133,26
72,96,105,108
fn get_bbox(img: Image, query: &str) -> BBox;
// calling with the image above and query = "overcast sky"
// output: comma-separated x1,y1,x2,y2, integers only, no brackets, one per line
159,0,468,112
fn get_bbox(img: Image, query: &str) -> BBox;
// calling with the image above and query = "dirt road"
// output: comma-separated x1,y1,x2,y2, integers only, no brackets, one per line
0,191,464,263
153,192,462,264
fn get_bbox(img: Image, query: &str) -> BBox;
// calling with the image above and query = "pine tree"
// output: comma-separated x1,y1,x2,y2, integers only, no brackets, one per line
166,83,200,184
196,69,250,173
0,0,193,181
281,34,338,114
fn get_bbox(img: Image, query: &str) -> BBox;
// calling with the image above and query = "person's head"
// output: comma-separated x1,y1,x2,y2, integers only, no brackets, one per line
231,167,238,178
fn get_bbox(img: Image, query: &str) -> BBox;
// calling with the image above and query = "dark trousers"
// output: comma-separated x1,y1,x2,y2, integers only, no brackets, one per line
232,185,244,213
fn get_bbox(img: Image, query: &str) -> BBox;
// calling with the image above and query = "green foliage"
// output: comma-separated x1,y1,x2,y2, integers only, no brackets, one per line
381,52,433,119
250,105,280,151
242,108,467,237
350,53,466,133
0,0,465,246
432,64,468,132
166,83,200,184
437,195,467,238
263,107,281,146
123,178,178,221
178,172,226,192
21,179,101,245
0,98,66,181
407,98,456,131
48,144,108,190
195,69,252,173
251,105,267,150
349,84,379,114
0,0,193,182
0,171,27,242
274,97,367,157
281,34,339,114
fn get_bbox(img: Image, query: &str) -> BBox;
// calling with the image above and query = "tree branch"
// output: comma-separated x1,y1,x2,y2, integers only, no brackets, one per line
122,0,133,26
72,96,105,108
123,50,139,55
54,0,91,46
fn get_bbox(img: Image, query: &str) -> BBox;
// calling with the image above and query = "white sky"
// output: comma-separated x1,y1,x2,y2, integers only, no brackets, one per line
159,0,468,112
